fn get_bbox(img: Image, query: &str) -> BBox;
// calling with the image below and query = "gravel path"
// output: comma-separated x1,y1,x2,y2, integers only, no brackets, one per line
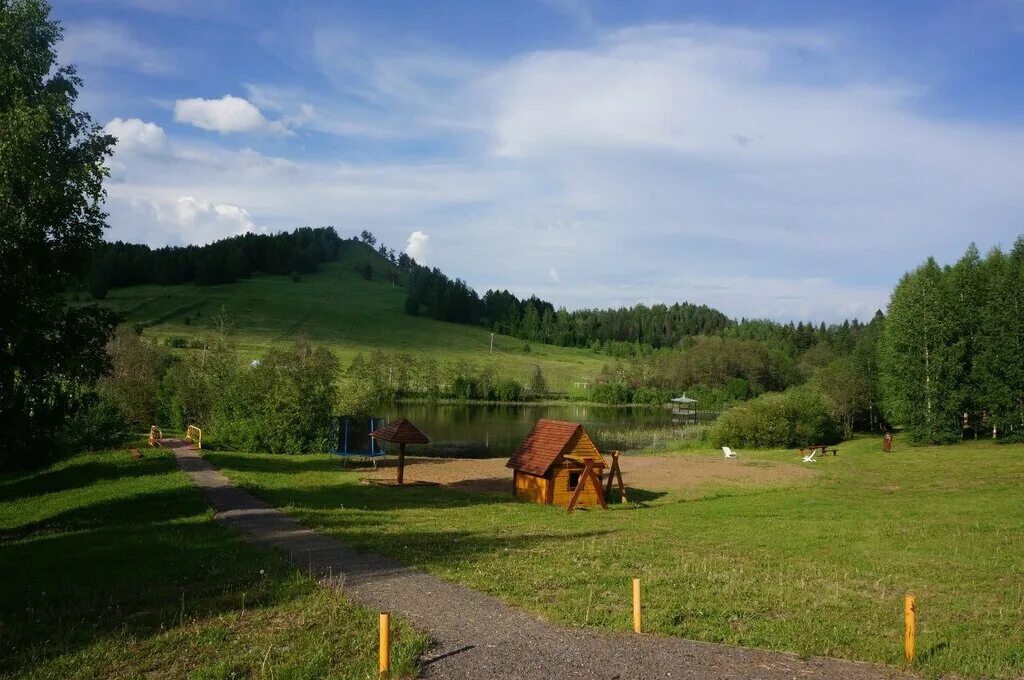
169,440,906,680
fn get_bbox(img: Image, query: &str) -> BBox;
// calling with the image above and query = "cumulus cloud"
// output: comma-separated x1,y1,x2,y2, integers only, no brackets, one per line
174,95,285,134
102,21,1024,321
104,118,167,154
107,195,257,246
405,230,430,263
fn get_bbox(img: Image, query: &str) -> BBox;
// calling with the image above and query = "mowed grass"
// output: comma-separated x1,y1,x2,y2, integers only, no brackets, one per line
91,247,607,391
207,438,1024,678
0,448,427,679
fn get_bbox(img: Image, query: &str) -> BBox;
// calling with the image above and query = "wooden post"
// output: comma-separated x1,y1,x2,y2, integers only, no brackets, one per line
396,442,406,485
904,594,916,663
379,612,391,677
632,577,642,633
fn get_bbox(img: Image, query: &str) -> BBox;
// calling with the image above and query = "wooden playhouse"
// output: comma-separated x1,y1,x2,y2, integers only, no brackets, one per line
506,419,611,511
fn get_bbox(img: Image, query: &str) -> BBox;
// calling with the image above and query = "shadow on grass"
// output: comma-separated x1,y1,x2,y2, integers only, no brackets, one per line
0,463,309,676
0,454,172,503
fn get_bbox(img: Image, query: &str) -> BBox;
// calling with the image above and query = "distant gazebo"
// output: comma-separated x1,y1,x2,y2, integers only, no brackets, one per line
670,394,698,424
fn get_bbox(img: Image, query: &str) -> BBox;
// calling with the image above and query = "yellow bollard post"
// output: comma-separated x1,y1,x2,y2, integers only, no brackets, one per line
904,594,916,663
632,577,642,633
379,612,391,678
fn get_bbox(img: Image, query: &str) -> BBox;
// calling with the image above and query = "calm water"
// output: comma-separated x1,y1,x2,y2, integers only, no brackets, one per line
377,402,712,458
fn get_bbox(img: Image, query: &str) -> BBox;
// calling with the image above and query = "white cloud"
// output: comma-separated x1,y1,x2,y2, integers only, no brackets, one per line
60,21,173,75
548,267,560,283
102,22,1024,321
107,195,257,246
405,231,430,263
174,95,286,134
104,118,167,154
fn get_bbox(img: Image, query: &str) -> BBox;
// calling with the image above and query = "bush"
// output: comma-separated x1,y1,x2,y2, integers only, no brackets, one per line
592,381,632,405
708,385,841,448
631,386,667,405
163,336,188,348
209,339,338,454
65,393,133,451
491,378,525,402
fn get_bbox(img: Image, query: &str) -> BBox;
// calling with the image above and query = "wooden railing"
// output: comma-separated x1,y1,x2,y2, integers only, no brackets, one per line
186,425,202,450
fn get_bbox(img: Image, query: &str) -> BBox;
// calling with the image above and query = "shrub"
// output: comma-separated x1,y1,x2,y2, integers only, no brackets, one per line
209,339,338,454
631,387,667,405
163,336,188,348
491,378,525,402
592,381,632,405
529,365,547,396
708,384,841,448
65,393,133,451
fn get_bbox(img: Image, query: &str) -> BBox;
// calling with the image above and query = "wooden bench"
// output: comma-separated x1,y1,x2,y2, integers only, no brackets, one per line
798,446,839,457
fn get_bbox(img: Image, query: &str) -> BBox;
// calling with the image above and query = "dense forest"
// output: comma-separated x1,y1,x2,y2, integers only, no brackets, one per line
879,241,1024,442
84,227,346,297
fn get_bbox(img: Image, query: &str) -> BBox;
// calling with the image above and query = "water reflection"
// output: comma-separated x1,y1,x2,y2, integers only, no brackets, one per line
380,403,715,458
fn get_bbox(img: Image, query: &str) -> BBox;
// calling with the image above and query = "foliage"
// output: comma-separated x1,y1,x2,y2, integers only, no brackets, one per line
708,384,841,448
0,0,118,469
811,357,872,439
97,326,169,424
62,392,133,451
209,339,339,454
86,227,343,290
878,243,1024,443
529,365,547,396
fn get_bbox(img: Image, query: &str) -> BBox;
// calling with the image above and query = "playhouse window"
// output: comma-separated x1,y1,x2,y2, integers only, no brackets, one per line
568,471,581,490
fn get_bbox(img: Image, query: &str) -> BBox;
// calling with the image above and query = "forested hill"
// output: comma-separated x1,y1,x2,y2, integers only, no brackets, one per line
85,227,873,359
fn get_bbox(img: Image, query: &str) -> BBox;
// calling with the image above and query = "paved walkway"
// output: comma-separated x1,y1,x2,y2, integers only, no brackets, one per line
169,440,905,680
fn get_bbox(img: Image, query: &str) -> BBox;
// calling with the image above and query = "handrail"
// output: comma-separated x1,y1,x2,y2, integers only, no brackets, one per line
186,424,202,450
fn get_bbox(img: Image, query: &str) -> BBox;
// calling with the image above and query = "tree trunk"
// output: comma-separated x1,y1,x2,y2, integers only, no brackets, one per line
397,442,406,485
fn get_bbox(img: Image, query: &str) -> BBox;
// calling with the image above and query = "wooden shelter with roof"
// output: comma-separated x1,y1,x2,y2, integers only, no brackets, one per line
369,418,430,485
506,419,611,511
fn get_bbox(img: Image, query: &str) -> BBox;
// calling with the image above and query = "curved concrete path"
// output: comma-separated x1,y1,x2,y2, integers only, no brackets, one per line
168,440,906,680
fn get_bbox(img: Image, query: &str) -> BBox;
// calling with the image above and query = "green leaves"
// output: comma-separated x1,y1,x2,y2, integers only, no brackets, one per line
879,243,1024,443
1,0,117,469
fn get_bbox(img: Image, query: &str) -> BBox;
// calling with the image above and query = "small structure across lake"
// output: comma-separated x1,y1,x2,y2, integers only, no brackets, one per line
506,419,607,511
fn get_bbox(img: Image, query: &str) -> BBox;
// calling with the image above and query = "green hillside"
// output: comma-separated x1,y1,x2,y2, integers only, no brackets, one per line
92,245,606,391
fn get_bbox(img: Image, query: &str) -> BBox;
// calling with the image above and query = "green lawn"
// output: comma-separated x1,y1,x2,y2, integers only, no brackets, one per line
207,438,1024,679
0,448,426,679
89,247,607,391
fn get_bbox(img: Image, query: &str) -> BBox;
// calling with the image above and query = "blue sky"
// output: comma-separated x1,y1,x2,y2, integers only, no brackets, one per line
53,0,1024,321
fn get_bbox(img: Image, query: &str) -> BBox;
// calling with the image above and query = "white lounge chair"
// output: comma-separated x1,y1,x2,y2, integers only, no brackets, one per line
722,446,738,459
802,448,819,463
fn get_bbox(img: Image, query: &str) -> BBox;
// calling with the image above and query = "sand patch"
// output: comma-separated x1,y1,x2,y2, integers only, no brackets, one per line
362,454,813,495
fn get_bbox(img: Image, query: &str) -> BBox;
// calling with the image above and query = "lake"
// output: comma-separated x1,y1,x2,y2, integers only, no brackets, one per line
376,402,716,458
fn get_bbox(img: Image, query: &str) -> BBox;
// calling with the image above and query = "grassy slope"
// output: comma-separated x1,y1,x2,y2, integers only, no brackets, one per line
93,245,606,391
208,439,1024,679
0,448,426,679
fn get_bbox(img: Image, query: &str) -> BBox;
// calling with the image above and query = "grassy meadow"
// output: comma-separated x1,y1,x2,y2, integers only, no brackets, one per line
0,447,426,679
207,438,1024,679
88,246,607,391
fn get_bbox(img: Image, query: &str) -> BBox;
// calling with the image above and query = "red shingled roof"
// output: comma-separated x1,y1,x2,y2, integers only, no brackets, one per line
506,419,582,477
369,418,430,445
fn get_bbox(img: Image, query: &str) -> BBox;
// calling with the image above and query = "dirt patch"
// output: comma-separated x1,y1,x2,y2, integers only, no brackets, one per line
363,454,813,495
